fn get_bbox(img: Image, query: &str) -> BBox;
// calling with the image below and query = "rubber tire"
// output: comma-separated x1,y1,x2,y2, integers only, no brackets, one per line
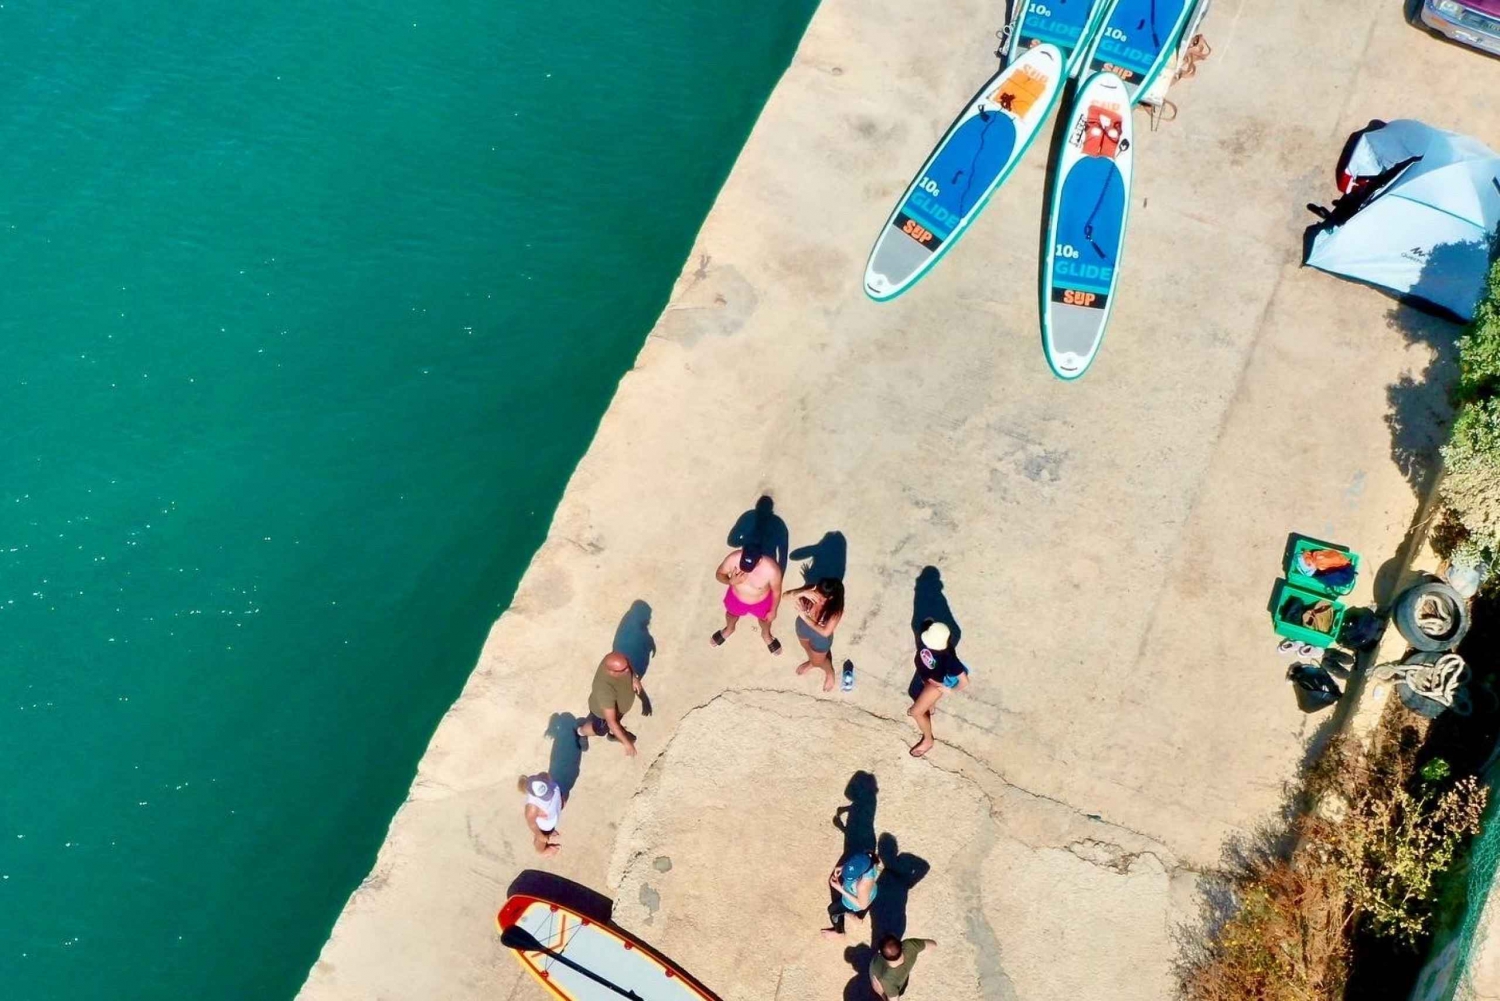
1393,580,1470,652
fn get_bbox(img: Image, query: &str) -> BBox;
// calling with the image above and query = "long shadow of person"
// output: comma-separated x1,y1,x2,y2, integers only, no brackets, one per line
841,944,878,1001
833,771,878,858
909,567,964,700
727,495,790,572
870,832,930,943
542,712,584,797
826,771,879,938
612,600,656,678
790,530,848,583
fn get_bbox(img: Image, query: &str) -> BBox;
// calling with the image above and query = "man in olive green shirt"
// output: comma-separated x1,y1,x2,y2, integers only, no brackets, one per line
575,652,642,757
869,934,936,999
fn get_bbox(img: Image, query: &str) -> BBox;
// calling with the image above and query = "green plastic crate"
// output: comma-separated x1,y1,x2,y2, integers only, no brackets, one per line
1271,578,1348,648
1284,535,1361,599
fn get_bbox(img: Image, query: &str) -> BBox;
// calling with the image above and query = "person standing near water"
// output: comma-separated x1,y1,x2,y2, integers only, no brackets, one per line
822,849,882,939
575,652,642,756
785,577,844,690
869,934,937,998
517,772,563,856
907,620,968,757
709,545,784,654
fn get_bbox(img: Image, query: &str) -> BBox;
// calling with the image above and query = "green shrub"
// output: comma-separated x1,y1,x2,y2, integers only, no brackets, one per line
1458,259,1500,403
1440,396,1500,553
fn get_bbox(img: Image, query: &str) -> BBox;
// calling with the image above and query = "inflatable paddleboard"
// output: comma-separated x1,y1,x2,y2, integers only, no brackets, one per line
864,44,1065,301
1041,71,1133,380
498,894,720,1001
1006,0,1113,77
1081,0,1194,101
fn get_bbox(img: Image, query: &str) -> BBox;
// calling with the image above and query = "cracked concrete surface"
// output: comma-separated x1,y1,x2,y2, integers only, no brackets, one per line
605,692,1187,1001
299,1,1500,999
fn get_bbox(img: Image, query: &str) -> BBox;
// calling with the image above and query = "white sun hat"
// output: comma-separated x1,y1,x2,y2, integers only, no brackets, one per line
920,621,951,651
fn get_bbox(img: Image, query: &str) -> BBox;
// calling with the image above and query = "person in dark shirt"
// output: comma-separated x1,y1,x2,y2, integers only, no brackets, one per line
908,620,968,757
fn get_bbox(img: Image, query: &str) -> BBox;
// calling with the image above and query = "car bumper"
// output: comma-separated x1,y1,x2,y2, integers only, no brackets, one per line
1420,4,1500,55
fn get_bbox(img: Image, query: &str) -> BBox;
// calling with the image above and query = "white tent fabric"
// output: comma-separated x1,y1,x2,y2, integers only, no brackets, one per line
1305,120,1500,320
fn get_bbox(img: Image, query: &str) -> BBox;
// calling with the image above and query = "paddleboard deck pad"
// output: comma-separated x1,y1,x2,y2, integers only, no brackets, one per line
864,44,1065,301
1006,0,1110,77
1082,0,1194,101
1041,71,1134,380
498,894,719,1001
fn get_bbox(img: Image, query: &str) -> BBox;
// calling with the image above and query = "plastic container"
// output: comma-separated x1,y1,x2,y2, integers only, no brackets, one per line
1284,536,1361,598
1271,579,1348,648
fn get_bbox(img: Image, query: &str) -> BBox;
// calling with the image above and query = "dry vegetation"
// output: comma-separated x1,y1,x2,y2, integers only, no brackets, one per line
1180,717,1487,1001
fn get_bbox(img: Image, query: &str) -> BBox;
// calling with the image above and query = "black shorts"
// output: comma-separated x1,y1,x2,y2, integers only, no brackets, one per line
583,713,610,736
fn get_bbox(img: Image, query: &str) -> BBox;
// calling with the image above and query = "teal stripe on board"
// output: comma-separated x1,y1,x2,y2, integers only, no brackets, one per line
0,2,818,999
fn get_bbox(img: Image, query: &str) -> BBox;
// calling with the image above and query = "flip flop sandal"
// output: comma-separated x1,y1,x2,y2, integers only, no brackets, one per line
766,638,782,655
711,630,727,647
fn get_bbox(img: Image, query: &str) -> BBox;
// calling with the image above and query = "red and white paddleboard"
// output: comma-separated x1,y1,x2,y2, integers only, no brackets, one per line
497,893,720,1001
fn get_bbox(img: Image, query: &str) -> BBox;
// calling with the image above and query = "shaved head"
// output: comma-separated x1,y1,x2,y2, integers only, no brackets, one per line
602,652,632,674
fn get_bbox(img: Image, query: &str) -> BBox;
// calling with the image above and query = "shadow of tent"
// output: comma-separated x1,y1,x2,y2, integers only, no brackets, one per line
1384,267,1465,500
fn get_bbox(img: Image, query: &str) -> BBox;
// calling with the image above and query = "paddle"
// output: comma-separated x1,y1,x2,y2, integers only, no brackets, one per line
500,925,647,1001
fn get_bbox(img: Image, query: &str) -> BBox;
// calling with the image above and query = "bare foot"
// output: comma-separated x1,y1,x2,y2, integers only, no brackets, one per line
540,844,560,857
909,738,934,758
821,668,836,692
795,661,813,675
821,929,844,940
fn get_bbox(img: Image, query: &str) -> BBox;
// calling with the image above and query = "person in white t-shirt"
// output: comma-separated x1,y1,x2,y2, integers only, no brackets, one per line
517,772,564,856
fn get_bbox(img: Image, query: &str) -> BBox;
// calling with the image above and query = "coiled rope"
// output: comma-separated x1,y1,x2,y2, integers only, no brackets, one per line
1372,653,1472,716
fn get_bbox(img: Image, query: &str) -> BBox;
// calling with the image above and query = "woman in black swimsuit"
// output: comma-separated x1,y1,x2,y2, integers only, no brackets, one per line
785,577,844,691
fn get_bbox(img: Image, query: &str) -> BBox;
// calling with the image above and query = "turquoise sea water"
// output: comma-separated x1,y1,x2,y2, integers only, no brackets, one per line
0,2,816,998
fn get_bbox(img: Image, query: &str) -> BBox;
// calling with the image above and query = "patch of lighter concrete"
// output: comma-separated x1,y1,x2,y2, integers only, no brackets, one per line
605,691,1190,1001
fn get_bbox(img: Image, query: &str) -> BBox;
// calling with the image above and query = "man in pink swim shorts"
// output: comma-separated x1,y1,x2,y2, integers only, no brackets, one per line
710,544,784,654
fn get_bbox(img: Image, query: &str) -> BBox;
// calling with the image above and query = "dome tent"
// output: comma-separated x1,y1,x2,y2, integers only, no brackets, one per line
1304,120,1500,321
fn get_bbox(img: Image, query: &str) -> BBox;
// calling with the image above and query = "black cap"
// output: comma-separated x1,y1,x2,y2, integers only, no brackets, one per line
738,546,763,572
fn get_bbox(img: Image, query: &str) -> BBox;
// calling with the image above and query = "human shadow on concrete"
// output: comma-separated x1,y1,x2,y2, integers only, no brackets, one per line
790,531,848,584
613,600,657,678
841,944,879,1001
909,567,963,700
507,869,614,923
727,495,790,572
911,566,962,645
543,712,584,796
871,832,930,944
828,771,880,941
833,770,879,859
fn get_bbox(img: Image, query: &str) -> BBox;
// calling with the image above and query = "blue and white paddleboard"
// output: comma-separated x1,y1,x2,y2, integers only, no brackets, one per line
1006,0,1114,78
1080,0,1194,101
1041,71,1133,380
864,44,1066,302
